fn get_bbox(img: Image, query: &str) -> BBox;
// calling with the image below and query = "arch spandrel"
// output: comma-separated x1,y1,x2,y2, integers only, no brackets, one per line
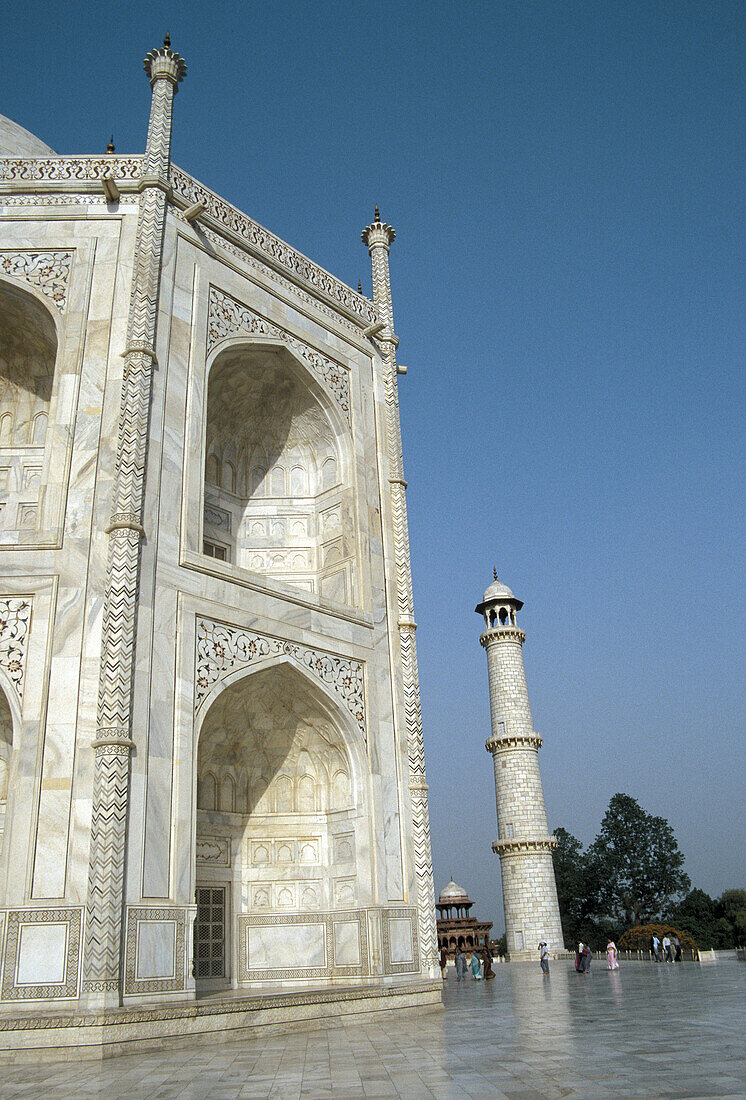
206,286,351,426
195,616,366,744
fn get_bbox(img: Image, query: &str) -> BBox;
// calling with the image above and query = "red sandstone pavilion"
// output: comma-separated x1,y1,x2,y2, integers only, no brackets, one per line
436,881,493,957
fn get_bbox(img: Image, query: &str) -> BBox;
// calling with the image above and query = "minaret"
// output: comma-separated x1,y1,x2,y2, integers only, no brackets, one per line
362,208,438,977
475,573,564,959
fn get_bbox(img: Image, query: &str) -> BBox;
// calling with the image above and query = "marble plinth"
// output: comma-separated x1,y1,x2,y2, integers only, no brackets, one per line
0,980,442,1061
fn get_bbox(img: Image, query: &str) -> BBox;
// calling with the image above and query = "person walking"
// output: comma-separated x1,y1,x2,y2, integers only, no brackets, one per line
606,940,619,970
470,951,482,980
539,941,550,974
575,942,583,971
672,934,682,962
455,947,466,982
651,934,660,962
482,946,495,980
439,945,448,980
662,935,672,962
580,943,592,972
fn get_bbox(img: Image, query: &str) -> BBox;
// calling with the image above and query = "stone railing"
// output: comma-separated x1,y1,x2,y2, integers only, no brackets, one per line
170,164,378,329
0,155,143,185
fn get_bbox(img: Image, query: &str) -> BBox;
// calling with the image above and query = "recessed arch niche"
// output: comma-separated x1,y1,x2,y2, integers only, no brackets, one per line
202,343,356,606
194,661,365,984
0,279,58,532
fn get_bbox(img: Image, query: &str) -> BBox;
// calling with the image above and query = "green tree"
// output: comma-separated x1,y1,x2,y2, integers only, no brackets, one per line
585,793,690,926
717,889,746,945
552,827,589,947
667,888,718,948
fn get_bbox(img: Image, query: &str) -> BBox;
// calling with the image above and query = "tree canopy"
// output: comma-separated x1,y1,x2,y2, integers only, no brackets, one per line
553,792,694,949
585,793,690,927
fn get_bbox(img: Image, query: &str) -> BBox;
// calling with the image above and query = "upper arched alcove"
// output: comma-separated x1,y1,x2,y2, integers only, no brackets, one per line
0,115,56,157
0,279,58,532
203,344,357,606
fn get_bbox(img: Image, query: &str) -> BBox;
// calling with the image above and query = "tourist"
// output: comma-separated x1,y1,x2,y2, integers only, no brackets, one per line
662,934,673,962
539,941,550,974
440,945,448,980
575,942,583,971
455,947,466,981
651,934,660,961
482,946,495,980
470,951,482,980
580,943,592,972
606,940,619,970
672,934,682,962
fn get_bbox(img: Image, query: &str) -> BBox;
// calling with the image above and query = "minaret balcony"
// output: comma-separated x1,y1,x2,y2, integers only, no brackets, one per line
492,835,558,856
485,732,543,754
479,626,526,648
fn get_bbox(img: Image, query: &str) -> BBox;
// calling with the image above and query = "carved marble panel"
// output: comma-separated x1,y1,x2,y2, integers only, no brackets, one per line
381,908,420,975
1,908,82,1000
195,836,231,867
237,909,369,981
124,907,187,996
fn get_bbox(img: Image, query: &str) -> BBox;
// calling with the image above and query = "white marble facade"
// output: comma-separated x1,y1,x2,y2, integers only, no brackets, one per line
0,38,438,1015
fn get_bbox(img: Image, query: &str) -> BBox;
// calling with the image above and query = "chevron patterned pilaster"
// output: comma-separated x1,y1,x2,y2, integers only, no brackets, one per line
82,39,186,1002
362,214,439,977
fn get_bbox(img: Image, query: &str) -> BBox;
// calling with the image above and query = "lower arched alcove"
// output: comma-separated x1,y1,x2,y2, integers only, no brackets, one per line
194,660,373,987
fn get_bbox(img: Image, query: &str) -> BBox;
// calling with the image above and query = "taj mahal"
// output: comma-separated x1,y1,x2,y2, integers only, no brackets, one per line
0,37,562,1054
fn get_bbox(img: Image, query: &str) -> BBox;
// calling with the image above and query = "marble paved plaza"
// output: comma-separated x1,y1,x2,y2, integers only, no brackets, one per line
1,959,744,1098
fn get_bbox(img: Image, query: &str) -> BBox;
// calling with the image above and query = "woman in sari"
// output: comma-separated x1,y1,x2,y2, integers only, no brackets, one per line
470,951,482,980
482,946,495,980
455,947,466,981
606,940,619,970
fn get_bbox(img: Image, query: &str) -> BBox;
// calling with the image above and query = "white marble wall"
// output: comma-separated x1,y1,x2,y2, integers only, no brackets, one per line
0,148,431,1006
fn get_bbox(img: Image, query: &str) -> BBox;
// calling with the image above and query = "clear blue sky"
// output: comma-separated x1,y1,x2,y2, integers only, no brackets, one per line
5,1,744,928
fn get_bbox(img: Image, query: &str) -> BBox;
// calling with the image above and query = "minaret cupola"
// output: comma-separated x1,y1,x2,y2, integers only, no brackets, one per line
475,569,523,630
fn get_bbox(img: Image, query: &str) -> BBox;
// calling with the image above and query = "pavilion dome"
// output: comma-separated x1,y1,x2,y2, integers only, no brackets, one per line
481,578,515,604
0,115,56,157
438,880,470,904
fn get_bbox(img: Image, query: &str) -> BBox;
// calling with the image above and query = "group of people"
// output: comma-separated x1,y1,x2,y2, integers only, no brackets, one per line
651,933,682,962
440,945,495,981
574,941,620,971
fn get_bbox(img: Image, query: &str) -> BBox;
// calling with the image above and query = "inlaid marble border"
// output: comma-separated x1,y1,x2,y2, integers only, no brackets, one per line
381,907,420,976
0,907,82,1000
124,907,187,997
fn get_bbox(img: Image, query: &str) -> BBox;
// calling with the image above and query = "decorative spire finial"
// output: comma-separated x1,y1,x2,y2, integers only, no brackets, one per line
374,204,380,222
106,135,115,154
144,33,187,86
358,280,362,293
493,567,498,581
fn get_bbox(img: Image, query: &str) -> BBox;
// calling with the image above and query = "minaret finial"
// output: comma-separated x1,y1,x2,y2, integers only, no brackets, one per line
493,567,498,581
374,204,380,222
164,31,171,47
106,135,115,154
358,280,362,293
